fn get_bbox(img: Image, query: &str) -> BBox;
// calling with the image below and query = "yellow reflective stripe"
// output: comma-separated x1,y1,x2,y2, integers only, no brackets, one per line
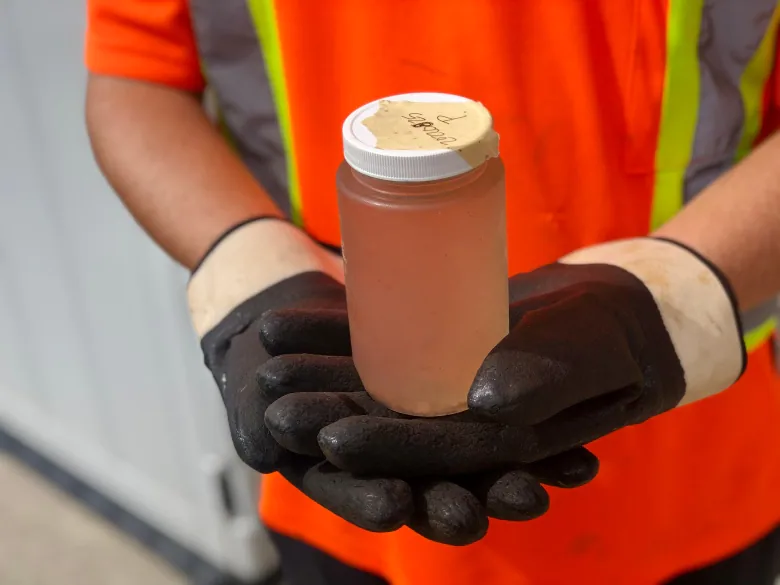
744,317,777,351
650,0,704,231
651,170,686,231
247,0,303,225
736,5,780,161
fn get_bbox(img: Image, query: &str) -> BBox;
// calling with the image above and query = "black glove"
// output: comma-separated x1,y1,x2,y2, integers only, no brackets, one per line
188,217,347,473
258,290,600,545
263,237,745,481
201,271,348,472
189,218,599,545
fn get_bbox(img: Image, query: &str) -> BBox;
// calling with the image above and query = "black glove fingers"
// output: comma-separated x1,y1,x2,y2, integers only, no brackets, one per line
479,388,639,464
220,330,296,473
265,392,369,456
318,416,523,477
529,386,642,458
468,292,643,426
227,391,293,473
256,354,364,401
406,480,489,546
265,391,402,457
461,469,550,522
316,409,607,477
522,446,600,488
259,308,351,357
278,455,322,491
301,462,413,533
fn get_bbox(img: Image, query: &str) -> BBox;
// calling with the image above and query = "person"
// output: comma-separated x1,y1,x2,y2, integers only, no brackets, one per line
84,1,780,584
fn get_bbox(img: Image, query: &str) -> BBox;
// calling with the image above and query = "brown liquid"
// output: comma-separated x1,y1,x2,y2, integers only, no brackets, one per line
336,158,509,416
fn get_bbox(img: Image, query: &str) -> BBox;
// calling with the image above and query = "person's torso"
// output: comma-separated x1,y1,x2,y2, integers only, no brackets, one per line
190,1,780,583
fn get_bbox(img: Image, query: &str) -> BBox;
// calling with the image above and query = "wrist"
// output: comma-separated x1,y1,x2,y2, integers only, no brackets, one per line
187,218,343,337
652,218,745,307
560,237,746,405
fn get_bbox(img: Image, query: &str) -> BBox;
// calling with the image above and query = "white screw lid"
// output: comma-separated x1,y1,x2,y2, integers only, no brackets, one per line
342,92,499,182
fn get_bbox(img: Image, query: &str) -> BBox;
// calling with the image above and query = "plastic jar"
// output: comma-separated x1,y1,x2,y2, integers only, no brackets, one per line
337,92,508,416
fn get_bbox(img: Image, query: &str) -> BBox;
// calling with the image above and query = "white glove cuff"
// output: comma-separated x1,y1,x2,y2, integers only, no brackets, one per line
187,219,344,338
561,238,745,405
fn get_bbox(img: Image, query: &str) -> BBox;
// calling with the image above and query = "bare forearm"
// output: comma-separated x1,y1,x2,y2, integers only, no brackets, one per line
655,132,780,311
86,75,282,270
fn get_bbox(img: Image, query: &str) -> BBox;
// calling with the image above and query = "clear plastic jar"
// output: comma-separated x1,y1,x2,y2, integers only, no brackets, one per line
337,93,508,416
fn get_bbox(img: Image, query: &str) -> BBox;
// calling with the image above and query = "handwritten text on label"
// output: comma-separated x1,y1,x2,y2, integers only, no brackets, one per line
400,112,469,146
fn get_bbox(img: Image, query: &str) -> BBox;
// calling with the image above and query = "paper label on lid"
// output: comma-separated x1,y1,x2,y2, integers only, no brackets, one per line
361,100,499,168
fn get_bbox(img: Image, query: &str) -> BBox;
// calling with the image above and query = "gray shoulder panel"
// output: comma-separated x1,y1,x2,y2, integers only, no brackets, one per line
189,0,291,216
685,0,778,200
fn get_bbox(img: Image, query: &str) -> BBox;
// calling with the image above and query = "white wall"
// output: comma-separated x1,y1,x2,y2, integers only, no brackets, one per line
0,1,277,580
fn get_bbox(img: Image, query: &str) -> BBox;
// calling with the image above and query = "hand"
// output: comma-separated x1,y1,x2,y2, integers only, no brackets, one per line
188,217,348,473
259,300,599,546
265,237,745,480
189,217,598,545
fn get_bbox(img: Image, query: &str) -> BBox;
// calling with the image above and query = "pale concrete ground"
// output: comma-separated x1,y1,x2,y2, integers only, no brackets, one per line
0,453,187,585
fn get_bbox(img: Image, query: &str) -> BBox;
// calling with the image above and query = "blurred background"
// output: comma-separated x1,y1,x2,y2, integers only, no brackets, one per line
0,1,280,583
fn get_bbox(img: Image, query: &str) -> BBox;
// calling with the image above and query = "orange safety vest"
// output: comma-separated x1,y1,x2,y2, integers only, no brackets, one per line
188,1,780,583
